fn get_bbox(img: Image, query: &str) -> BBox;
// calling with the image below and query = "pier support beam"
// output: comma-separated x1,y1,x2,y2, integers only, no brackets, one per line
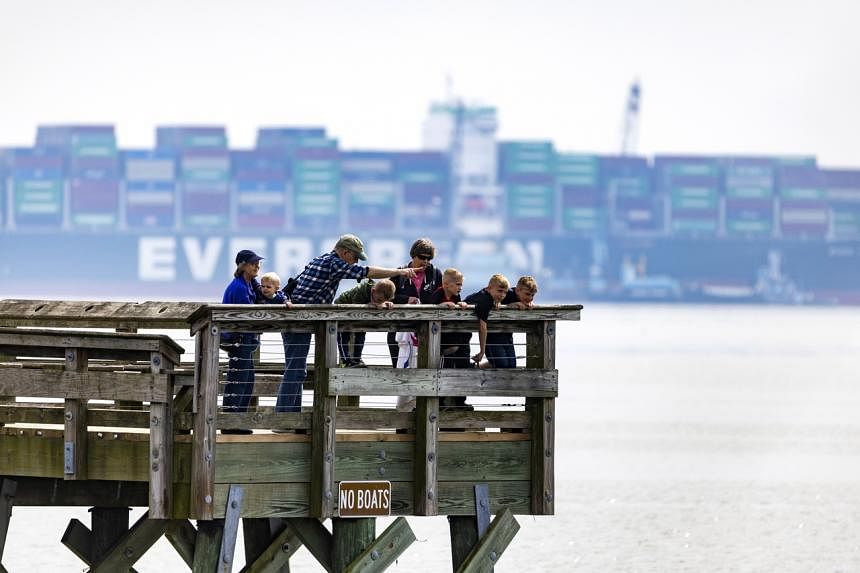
0,479,16,569
331,518,375,572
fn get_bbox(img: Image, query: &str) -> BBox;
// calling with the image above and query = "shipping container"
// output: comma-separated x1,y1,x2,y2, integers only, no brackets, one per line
724,197,774,237
498,141,555,179
156,126,227,151
292,143,340,230
123,150,176,181
600,156,651,198
779,199,829,238
125,181,176,229
821,169,860,204
722,156,775,199
69,179,119,227
396,152,450,230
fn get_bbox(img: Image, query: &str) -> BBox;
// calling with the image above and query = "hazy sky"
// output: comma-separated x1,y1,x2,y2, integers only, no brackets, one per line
2,0,859,166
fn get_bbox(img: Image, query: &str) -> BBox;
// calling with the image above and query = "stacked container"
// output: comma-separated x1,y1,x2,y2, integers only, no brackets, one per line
231,149,288,229
655,155,720,236
157,127,230,229
556,153,603,235
122,150,177,229
291,136,340,231
722,157,775,237
340,151,397,230
67,128,120,228
498,141,556,232
821,169,860,239
396,152,450,231
601,156,661,234
8,148,65,229
777,163,828,238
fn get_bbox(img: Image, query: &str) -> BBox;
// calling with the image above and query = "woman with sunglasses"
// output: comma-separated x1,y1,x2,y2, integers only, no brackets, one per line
387,237,443,367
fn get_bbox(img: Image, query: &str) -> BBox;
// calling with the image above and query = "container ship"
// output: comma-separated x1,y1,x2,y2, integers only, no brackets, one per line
1,116,858,304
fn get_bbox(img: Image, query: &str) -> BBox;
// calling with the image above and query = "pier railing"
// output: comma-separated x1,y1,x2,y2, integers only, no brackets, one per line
188,303,580,521
0,299,580,522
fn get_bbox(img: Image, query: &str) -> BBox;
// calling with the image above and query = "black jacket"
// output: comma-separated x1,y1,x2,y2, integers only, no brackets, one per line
392,263,443,304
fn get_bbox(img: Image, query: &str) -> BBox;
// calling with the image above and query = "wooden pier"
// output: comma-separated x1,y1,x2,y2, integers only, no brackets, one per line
0,299,580,572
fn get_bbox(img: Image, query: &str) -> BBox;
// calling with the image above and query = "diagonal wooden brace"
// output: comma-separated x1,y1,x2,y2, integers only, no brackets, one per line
455,508,520,573
239,520,302,573
90,511,168,572
285,518,333,573
343,516,416,573
218,484,244,573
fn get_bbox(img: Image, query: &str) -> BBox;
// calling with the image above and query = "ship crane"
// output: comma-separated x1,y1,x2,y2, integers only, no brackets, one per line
620,79,641,156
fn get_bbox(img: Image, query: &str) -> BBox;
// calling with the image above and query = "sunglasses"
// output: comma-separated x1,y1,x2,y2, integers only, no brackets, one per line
416,254,433,261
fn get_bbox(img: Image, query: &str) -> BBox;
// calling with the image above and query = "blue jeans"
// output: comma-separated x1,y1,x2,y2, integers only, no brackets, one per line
276,332,311,412
486,339,516,368
223,333,259,412
337,331,366,366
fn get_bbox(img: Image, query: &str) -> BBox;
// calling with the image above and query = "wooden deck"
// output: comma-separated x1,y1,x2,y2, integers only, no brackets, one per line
0,299,581,572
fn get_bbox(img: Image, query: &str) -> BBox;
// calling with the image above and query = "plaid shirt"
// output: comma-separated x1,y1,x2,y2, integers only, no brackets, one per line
291,251,369,304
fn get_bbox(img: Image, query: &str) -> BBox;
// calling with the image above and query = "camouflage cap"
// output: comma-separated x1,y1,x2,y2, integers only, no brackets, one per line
335,234,368,260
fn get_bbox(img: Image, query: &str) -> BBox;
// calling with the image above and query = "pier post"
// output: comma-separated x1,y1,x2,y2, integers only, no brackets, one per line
526,320,556,515
331,518,376,572
0,479,16,567
192,323,221,520
63,347,88,481
414,320,441,516
311,321,338,518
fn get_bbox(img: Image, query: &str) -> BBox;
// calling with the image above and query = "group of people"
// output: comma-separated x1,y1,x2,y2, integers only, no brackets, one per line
220,235,538,432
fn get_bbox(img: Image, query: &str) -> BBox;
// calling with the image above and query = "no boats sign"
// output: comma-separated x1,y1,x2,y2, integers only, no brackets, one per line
338,480,392,517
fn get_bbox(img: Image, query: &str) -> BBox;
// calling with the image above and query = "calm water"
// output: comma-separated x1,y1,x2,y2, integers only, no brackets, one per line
5,304,860,572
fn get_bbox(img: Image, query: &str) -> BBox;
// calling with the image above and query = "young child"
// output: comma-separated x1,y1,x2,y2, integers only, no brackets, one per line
485,275,539,368
334,279,396,367
257,272,288,304
463,274,511,366
432,268,472,411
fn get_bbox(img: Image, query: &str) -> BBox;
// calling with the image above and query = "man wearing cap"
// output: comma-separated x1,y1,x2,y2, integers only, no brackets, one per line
275,235,417,417
220,249,265,432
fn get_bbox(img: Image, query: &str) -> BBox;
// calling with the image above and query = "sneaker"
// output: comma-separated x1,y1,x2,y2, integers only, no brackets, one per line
346,360,367,368
221,429,252,435
271,428,308,434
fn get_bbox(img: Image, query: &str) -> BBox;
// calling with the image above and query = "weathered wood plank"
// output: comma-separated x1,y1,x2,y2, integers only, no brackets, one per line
0,431,192,483
90,511,168,572
213,484,311,519
63,347,88,481
91,507,132,564
192,520,223,573
191,322,221,520
449,515,479,572
241,520,300,573
310,321,337,519
214,442,312,483
219,484,245,572
165,519,197,568
414,320,441,516
190,304,582,328
240,518,282,572
455,508,520,573
0,300,203,330
527,320,555,516
0,327,183,365
284,518,332,573
0,369,171,402
332,518,375,573
11,477,149,506
61,518,93,565
329,368,558,398
342,516,416,573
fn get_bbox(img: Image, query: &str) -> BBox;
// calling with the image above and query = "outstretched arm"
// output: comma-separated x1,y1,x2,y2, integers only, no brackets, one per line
473,319,487,364
367,266,417,280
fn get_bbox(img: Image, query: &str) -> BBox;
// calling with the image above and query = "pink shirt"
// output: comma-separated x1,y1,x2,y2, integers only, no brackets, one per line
411,267,426,296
